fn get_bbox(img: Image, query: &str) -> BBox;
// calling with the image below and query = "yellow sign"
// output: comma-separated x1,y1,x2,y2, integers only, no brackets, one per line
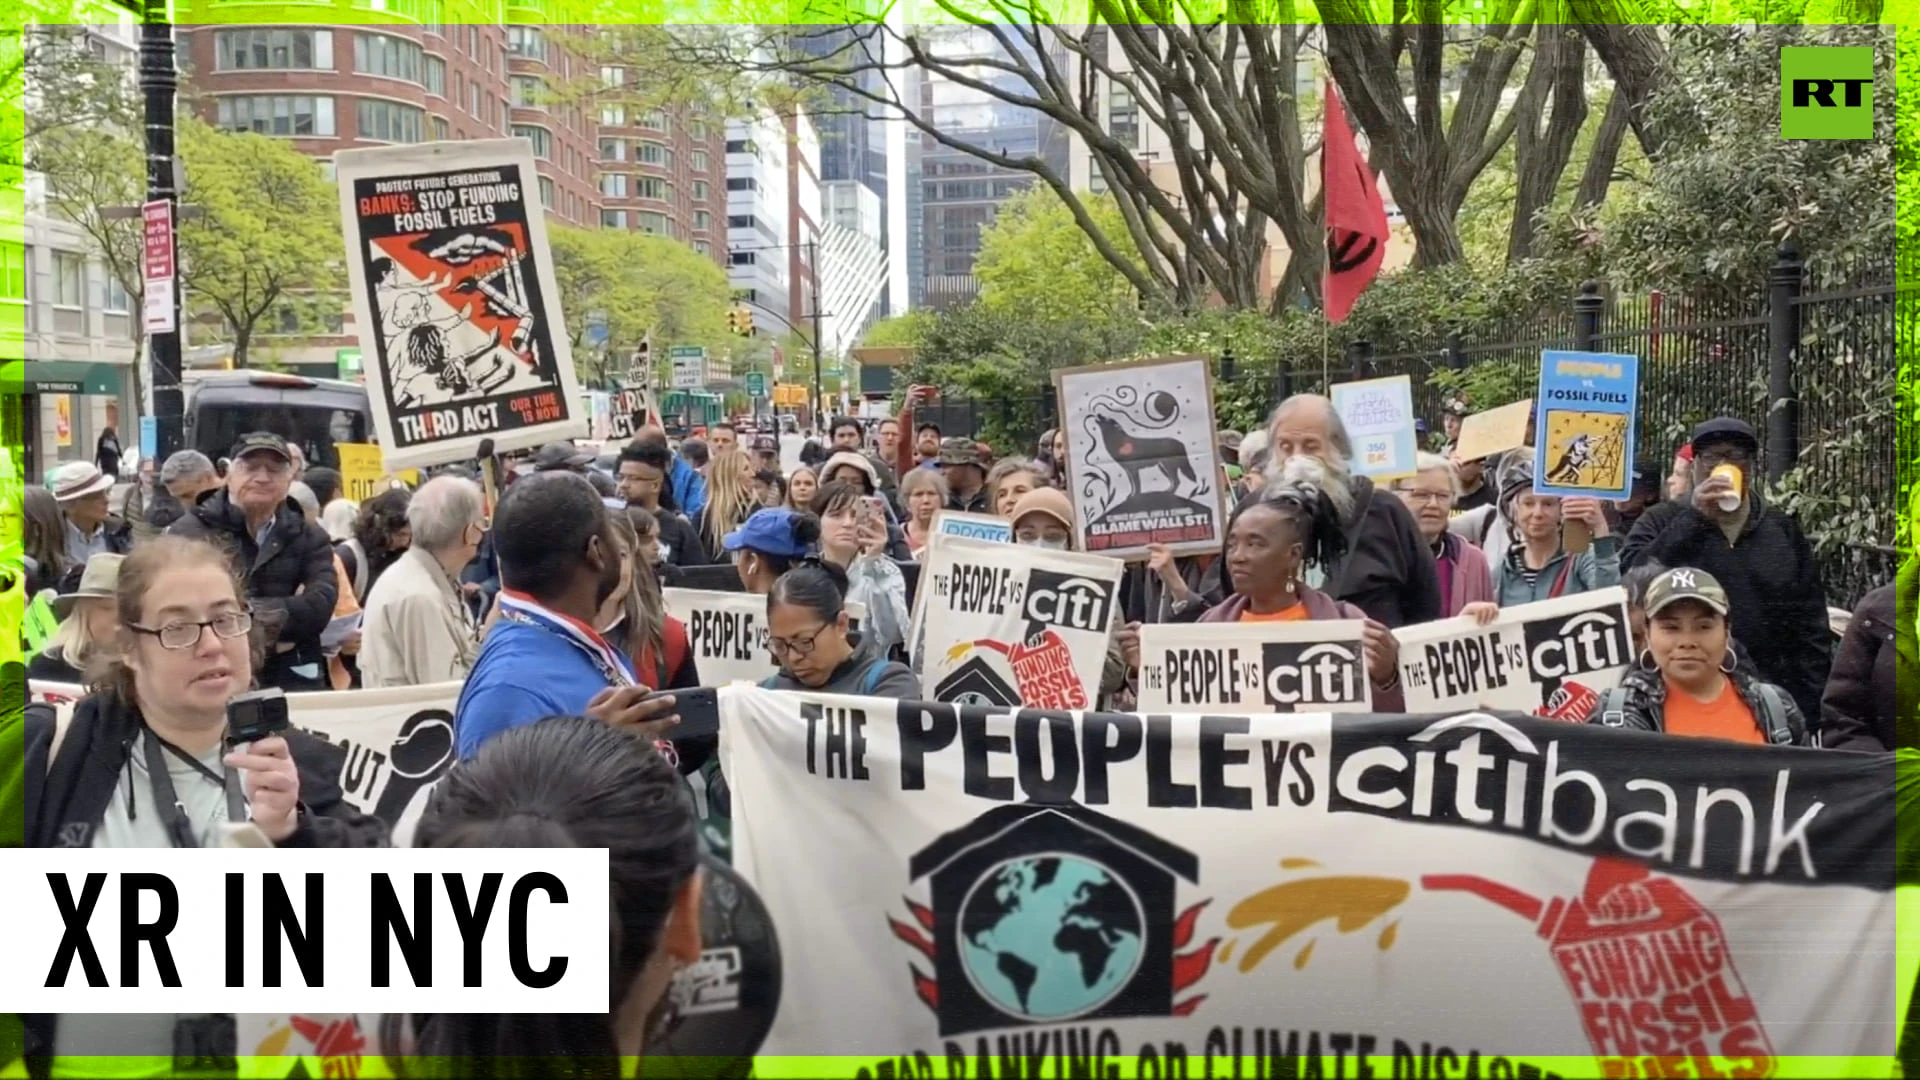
335,443,415,502
54,396,72,447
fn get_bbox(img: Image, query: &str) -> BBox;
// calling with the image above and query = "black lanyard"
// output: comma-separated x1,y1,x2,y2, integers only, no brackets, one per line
141,730,246,849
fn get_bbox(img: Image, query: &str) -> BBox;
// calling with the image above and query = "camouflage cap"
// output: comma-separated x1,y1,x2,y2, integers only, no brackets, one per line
1642,566,1730,618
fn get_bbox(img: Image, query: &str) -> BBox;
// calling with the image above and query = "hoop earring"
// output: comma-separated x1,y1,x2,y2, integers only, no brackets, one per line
1719,651,1738,675
1637,650,1659,673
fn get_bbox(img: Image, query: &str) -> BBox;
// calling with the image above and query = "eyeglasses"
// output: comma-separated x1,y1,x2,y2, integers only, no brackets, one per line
1396,488,1453,505
129,610,254,650
767,623,831,660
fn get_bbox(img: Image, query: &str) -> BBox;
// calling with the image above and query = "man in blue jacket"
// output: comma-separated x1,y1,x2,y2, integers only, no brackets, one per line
632,426,707,519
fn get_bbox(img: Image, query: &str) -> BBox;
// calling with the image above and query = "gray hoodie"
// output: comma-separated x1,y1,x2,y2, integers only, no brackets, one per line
761,630,921,698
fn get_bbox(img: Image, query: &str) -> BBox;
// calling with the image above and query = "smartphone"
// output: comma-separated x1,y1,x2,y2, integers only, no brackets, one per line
668,686,722,742
858,495,886,526
226,688,290,745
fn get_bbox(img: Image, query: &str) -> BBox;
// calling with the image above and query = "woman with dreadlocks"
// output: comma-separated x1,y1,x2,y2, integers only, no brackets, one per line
1197,480,1404,710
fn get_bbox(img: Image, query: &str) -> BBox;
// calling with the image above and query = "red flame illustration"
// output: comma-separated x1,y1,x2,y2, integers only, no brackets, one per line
1171,900,1217,1016
894,898,940,1012
288,1016,366,1077
913,968,940,1011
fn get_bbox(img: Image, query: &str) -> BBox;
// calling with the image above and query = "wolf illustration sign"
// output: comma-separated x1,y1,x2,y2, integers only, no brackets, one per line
1053,356,1227,560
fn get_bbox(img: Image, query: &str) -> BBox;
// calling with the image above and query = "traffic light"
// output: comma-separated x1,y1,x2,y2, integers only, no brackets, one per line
727,306,755,337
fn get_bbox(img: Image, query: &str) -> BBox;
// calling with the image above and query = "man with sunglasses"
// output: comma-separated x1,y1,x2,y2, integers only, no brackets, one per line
360,475,490,688
169,432,339,692
1622,417,1832,722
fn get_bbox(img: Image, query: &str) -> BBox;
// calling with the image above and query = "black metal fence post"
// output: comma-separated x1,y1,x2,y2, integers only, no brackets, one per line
1271,364,1292,414
1446,330,1465,371
1220,346,1237,385
1347,339,1373,382
1573,281,1604,352
1766,241,1804,483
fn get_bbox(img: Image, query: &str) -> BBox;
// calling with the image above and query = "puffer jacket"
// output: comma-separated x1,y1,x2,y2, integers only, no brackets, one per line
1585,665,1811,746
1820,565,1912,752
169,488,338,691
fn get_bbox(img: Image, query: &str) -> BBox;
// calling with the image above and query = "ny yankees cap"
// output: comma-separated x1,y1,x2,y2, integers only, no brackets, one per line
1643,567,1731,618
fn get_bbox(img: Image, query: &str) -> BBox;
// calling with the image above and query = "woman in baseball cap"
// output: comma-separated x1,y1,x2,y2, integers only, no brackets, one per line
1587,566,1811,746
724,506,822,594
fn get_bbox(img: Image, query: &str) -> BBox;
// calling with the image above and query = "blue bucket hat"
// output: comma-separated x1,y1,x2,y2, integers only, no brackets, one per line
723,507,811,559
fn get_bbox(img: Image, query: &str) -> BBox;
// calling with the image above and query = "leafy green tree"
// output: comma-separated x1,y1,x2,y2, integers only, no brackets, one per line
3,24,139,184
174,119,344,367
975,187,1142,326
548,224,734,387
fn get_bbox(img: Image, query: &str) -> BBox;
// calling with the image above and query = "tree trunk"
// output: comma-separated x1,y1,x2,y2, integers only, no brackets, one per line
232,322,252,369
1574,91,1631,209
1508,27,1589,262
1574,17,1670,159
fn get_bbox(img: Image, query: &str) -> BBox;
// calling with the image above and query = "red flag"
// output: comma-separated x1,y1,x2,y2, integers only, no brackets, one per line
1322,80,1388,323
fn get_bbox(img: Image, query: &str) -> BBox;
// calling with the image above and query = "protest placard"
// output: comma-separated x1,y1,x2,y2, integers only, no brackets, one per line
1137,621,1372,712
719,686,1900,1071
335,138,586,471
665,586,779,685
1391,588,1632,720
1453,398,1533,463
1534,350,1640,500
932,509,1013,544
911,537,1123,709
1331,375,1417,481
1054,356,1226,559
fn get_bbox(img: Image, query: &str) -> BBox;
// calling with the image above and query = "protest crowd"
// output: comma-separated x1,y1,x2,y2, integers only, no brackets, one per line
6,366,1911,1077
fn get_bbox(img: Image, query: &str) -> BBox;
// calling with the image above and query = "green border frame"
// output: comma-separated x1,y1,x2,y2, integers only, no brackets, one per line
3,1,1914,1076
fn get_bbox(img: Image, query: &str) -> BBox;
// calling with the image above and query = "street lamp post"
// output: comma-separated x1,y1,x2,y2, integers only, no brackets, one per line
138,0,184,459
732,241,830,428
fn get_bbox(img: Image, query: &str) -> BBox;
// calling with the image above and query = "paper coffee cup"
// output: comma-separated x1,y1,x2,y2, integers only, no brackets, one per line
1711,463,1742,512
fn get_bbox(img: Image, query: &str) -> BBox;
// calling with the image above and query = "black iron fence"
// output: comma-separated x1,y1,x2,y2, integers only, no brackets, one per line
921,249,1905,606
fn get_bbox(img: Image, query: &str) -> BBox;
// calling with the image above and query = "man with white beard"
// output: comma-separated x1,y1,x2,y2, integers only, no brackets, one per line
1263,394,1442,628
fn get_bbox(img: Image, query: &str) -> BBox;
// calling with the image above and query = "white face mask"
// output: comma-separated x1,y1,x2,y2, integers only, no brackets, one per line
1023,537,1070,551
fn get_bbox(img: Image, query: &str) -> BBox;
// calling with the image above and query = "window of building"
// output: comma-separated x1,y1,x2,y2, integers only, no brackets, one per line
637,141,669,167
727,214,752,228
637,176,668,200
601,173,629,198
52,251,83,307
1089,161,1108,194
637,211,668,235
692,239,711,256
730,251,755,266
214,28,333,72
424,55,445,96
467,25,478,56
1107,83,1138,147
639,109,668,131
725,138,753,154
468,83,482,118
0,244,24,301
600,104,625,126
725,177,755,192
689,149,708,172
358,99,425,143
598,138,623,161
104,275,130,313
693,209,711,230
215,94,337,137
539,175,554,208
691,180,709,201
601,209,628,228
507,26,546,62
353,32,422,82
430,115,449,140
600,65,624,86
514,124,552,159
512,75,542,108
689,119,707,140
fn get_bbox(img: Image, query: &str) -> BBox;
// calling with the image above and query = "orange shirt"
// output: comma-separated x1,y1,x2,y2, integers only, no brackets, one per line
1662,679,1764,745
1240,603,1309,623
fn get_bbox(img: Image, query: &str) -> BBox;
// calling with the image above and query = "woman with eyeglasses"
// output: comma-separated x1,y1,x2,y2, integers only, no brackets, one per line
1390,452,1493,619
759,560,918,697
18,536,386,1069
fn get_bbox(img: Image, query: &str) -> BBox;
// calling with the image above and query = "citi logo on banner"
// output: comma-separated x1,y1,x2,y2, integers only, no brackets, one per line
1780,46,1875,140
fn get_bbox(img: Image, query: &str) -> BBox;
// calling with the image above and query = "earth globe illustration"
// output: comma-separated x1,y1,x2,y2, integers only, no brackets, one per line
957,854,1145,1021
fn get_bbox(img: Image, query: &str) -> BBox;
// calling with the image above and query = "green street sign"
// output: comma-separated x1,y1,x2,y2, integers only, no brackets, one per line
746,372,767,396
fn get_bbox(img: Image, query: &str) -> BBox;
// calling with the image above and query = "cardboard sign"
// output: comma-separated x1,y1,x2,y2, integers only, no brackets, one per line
1533,350,1640,500
1331,375,1417,481
1452,398,1534,463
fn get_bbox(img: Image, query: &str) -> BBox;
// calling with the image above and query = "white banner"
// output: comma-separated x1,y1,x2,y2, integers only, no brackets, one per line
334,138,587,471
30,680,458,845
666,587,778,685
912,538,1122,710
1392,588,1632,721
719,687,1905,1073
1137,621,1372,713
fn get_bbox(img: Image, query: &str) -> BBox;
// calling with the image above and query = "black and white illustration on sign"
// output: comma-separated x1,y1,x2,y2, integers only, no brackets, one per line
1053,356,1225,559
336,139,585,470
